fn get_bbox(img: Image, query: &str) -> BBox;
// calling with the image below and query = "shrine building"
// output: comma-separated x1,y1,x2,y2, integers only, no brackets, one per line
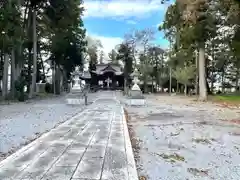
80,63,125,90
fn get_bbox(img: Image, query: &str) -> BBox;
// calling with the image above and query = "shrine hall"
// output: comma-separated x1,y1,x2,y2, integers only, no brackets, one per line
80,63,124,90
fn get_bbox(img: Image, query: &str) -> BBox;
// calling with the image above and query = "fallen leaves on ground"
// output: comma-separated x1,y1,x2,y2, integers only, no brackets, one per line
187,168,209,176
139,176,147,180
170,132,180,136
155,153,185,162
220,119,240,125
192,138,212,144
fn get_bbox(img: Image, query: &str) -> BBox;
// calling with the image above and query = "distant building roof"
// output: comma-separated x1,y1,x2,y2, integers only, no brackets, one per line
92,63,123,75
79,71,91,79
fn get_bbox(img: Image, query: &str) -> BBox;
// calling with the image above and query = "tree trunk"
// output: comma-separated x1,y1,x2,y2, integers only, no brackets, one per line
221,71,225,93
16,63,21,80
236,67,239,92
144,76,148,93
10,49,16,99
39,51,46,81
60,69,63,92
151,77,154,93
176,80,179,93
210,48,214,94
198,46,207,101
55,65,61,95
195,50,199,95
27,52,32,93
169,67,172,94
184,84,187,96
180,85,184,94
0,53,3,94
15,0,26,82
53,63,56,94
2,54,9,99
29,9,37,98
124,78,127,95
210,72,214,93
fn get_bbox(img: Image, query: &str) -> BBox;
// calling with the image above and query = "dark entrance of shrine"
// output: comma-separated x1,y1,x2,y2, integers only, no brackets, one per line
98,71,124,90
80,63,124,91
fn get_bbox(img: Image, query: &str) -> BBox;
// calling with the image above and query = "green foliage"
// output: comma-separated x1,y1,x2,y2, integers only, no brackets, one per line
116,43,133,77
14,74,26,101
159,0,240,98
138,54,153,77
161,0,218,49
86,36,102,71
45,0,87,79
230,28,240,60
173,65,195,85
88,46,98,71
45,83,53,93
0,0,23,52
108,49,118,64
0,0,87,100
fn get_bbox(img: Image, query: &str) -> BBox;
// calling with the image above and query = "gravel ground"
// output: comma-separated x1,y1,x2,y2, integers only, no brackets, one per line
125,95,240,180
0,94,89,160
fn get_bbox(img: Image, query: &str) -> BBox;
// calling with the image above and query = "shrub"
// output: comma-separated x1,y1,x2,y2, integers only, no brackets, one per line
15,76,26,102
45,83,53,93
16,91,25,101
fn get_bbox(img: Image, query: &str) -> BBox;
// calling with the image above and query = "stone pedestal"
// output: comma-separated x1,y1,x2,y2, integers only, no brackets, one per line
128,83,145,106
36,83,46,93
66,70,84,105
128,98,145,106
71,79,82,93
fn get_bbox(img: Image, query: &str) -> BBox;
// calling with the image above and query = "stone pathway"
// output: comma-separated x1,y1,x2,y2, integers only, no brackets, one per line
0,94,138,180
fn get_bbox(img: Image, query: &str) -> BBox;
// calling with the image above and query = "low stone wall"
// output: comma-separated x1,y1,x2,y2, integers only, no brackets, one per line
127,99,146,106
36,83,46,93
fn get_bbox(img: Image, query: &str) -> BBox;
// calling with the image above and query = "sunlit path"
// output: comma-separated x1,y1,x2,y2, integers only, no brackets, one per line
0,93,138,180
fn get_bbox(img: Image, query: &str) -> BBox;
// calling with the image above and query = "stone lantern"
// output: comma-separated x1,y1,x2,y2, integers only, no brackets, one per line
127,68,145,106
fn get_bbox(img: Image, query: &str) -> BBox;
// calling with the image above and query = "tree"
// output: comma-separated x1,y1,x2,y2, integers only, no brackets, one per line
124,30,139,67
108,49,118,64
0,0,23,99
45,0,86,94
0,0,87,100
86,36,102,69
173,65,195,95
99,50,104,64
160,0,219,100
137,53,153,92
148,46,165,91
28,0,47,98
116,42,133,93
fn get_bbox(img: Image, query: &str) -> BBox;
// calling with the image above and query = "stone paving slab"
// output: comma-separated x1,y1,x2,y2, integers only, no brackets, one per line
0,93,138,180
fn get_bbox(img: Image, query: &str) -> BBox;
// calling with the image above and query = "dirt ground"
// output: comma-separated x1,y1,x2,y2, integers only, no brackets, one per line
126,95,240,180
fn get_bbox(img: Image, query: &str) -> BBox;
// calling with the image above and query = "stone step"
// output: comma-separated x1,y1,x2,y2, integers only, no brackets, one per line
66,98,84,105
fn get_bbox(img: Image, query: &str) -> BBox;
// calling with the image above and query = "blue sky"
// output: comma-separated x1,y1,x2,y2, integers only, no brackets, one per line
82,0,172,54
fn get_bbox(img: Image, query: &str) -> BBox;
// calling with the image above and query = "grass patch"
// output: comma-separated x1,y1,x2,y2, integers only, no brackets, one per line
210,94,240,104
34,92,55,98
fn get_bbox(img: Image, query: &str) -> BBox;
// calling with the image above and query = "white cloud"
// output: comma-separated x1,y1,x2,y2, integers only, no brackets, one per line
89,34,123,62
126,20,137,25
83,0,167,19
91,34,122,53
